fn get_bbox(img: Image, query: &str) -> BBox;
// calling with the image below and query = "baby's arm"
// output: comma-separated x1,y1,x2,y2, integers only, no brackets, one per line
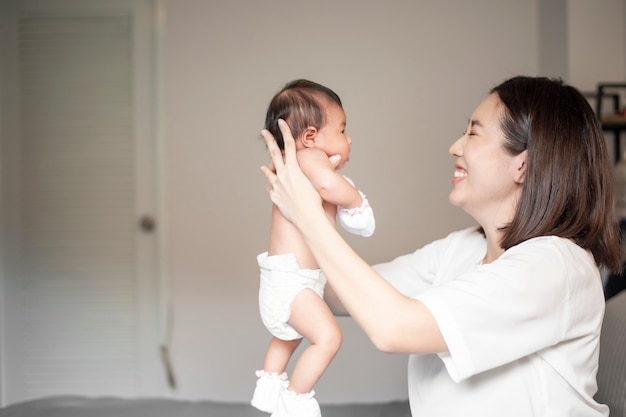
298,148,361,208
298,149,375,237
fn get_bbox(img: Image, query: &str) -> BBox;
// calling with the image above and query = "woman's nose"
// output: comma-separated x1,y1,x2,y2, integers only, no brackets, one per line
449,136,463,156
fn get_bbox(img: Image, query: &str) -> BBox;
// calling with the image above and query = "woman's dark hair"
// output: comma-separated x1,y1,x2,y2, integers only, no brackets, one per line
492,76,623,273
264,79,342,150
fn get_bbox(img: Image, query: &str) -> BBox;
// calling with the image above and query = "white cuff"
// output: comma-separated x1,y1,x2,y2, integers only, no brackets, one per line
337,190,375,237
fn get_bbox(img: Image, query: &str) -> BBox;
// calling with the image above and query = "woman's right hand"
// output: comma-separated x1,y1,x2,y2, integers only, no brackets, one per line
261,119,326,228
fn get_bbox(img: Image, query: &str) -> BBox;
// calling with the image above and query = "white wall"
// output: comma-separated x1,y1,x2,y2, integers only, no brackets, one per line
160,0,626,404
567,0,626,161
568,0,626,91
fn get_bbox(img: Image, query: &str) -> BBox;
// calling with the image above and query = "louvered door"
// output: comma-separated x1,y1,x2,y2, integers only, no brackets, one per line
0,0,164,405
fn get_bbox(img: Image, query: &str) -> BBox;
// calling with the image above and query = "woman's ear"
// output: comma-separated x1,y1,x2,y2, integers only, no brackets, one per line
301,126,318,148
514,150,528,184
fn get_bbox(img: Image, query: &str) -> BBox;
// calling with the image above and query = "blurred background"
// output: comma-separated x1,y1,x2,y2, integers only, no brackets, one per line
1,0,625,407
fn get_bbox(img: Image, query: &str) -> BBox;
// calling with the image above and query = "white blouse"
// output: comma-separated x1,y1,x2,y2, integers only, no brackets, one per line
374,227,608,417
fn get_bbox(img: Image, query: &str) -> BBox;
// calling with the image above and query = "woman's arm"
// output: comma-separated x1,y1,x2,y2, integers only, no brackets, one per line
261,119,447,354
324,283,349,316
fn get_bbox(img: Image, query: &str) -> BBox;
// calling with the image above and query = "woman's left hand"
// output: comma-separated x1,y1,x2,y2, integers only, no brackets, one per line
261,119,325,227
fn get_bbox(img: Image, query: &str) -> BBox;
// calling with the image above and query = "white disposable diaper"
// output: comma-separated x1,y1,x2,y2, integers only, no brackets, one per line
257,252,326,341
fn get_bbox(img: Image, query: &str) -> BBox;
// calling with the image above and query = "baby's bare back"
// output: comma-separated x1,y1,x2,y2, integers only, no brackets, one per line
268,203,336,270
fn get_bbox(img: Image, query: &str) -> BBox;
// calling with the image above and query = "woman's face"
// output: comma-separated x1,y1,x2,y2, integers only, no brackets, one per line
448,93,526,226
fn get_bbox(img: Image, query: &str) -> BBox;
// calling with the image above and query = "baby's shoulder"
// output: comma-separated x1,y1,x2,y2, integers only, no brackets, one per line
296,148,333,177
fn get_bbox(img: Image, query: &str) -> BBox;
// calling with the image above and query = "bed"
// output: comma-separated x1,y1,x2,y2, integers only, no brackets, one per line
0,396,411,417
2,290,624,417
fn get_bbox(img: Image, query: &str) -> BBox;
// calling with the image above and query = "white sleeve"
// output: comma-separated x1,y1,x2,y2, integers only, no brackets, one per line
414,238,602,382
337,176,375,237
373,228,485,297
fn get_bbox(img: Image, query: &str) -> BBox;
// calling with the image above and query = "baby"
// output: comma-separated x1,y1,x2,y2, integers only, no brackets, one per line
253,79,375,417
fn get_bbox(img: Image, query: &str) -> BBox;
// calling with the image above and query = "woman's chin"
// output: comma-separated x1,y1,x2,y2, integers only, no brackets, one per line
448,192,462,207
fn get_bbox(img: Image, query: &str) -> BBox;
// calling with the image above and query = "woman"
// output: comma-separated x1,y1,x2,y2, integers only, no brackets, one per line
261,76,622,416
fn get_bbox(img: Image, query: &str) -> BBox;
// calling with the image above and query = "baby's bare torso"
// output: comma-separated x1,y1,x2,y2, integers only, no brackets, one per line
268,202,336,270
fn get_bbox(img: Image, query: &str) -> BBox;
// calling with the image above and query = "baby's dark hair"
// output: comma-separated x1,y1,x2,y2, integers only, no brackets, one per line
264,79,342,150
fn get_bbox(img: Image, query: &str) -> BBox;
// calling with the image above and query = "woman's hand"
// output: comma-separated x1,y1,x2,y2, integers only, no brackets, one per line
261,119,326,227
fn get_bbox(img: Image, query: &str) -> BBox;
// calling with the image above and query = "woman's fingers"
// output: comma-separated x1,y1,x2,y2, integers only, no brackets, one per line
261,128,284,172
260,129,279,190
260,165,276,193
260,119,326,226
260,164,275,180
277,119,297,166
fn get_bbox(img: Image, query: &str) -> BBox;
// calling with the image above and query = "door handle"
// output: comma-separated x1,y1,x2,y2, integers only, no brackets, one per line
139,215,156,233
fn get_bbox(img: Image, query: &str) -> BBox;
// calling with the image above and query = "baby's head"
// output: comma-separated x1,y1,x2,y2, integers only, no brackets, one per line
264,79,343,151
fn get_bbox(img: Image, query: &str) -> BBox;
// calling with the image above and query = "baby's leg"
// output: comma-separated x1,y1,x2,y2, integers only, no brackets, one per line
263,336,301,374
287,288,342,394
252,337,301,413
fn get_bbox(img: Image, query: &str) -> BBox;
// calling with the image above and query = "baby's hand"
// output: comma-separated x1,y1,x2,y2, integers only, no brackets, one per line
329,154,341,168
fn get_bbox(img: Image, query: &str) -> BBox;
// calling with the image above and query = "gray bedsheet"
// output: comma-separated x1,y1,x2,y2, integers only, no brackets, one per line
0,396,411,417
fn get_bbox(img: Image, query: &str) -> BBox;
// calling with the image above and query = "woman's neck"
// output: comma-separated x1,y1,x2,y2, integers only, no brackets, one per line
481,227,505,264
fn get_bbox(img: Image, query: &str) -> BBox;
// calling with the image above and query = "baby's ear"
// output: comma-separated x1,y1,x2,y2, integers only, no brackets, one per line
301,126,318,148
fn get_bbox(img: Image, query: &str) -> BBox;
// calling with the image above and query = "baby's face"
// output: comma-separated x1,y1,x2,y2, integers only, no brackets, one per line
315,103,352,169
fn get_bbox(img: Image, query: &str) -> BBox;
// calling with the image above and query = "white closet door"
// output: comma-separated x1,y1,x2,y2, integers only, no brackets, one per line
0,0,164,405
